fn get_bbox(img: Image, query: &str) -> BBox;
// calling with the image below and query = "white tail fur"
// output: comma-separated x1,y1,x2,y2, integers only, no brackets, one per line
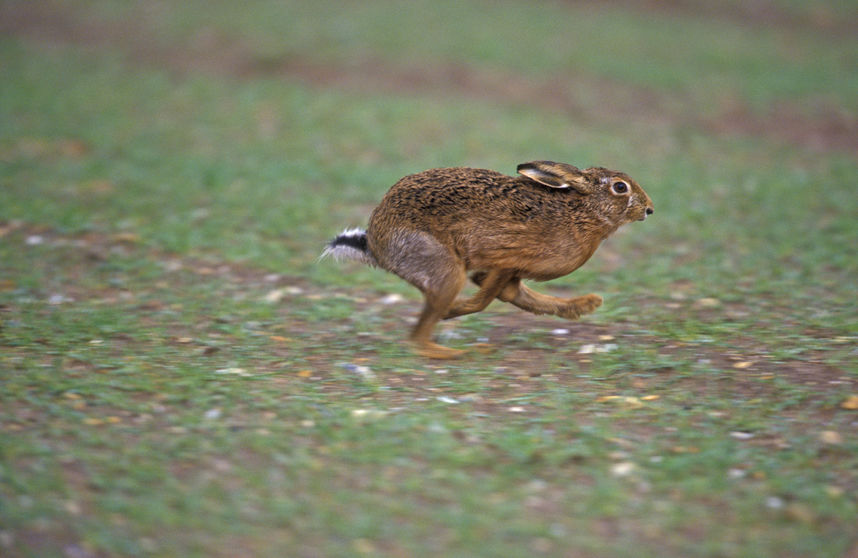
320,228,376,266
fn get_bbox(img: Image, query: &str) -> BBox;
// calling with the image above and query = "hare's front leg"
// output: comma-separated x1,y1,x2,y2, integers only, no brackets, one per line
470,273,602,319
443,269,516,320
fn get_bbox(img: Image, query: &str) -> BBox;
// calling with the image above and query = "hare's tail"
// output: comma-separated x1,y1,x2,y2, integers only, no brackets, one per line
320,228,377,266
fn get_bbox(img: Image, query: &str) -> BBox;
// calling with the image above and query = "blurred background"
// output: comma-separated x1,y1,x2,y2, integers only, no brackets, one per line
2,1,856,273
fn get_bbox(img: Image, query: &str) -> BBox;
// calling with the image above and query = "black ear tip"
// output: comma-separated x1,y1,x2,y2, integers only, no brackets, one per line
517,161,557,172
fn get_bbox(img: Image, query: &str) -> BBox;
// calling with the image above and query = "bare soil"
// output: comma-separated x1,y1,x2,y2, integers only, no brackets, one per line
569,0,858,36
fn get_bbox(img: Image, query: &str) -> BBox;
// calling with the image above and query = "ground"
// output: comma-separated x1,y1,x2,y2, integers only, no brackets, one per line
1,1,856,557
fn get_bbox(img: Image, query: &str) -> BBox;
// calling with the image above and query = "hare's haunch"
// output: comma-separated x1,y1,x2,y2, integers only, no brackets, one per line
322,161,654,359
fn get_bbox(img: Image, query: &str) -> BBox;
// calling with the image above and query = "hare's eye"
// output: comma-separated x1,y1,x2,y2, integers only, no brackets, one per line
611,181,629,195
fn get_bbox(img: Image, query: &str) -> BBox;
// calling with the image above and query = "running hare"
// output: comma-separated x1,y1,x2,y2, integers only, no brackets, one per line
323,161,654,359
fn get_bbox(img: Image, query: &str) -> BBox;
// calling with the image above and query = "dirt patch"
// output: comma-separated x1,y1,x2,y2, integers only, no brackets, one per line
569,0,858,37
2,2,856,157
705,102,858,154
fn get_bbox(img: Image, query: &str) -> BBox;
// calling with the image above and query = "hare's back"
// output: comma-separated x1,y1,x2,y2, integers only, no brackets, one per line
377,167,518,216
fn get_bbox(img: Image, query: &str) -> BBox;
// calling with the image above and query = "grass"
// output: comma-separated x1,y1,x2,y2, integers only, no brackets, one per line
1,1,857,557
69,0,858,111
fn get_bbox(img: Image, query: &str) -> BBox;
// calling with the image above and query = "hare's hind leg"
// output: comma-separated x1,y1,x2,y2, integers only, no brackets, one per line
470,273,602,319
411,268,467,359
515,284,602,319
383,231,467,359
443,269,516,320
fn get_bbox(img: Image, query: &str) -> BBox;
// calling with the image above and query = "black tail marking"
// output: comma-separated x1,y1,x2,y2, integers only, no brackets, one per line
331,231,367,252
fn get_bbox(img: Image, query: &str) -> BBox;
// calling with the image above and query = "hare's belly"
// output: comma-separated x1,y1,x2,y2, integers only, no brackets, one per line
463,236,599,279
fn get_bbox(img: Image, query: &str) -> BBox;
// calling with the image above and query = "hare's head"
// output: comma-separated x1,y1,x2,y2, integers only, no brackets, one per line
517,161,654,226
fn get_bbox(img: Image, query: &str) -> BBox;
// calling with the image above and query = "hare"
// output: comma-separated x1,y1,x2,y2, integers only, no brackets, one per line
322,161,653,359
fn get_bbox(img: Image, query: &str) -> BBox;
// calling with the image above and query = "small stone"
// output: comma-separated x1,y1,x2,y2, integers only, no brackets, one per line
379,293,405,304
438,329,463,341
840,395,858,410
352,365,374,380
610,462,636,477
578,343,618,354
526,479,548,492
340,363,375,380
765,496,784,509
351,409,387,419
695,297,721,308
263,288,287,303
203,408,221,420
819,430,842,445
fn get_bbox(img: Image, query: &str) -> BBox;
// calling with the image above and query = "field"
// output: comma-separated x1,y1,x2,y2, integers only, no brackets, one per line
1,1,857,556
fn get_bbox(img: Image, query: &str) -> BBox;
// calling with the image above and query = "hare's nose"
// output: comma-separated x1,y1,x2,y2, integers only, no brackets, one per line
646,207,654,215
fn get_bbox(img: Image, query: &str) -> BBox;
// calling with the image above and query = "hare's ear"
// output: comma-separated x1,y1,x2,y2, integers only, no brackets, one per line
517,161,593,194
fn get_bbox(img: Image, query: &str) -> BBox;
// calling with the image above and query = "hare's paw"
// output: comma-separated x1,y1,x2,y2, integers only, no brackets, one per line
413,341,464,360
557,294,603,320
578,293,603,313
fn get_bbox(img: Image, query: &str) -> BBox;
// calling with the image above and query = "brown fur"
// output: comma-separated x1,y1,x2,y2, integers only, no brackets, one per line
325,161,653,358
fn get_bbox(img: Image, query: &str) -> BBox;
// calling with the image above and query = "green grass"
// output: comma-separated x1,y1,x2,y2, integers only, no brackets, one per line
72,0,858,111
1,1,857,557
